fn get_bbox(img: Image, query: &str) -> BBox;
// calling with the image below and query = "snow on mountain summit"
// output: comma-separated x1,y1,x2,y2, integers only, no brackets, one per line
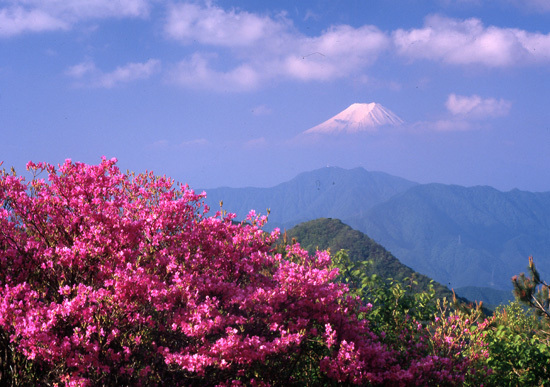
304,103,404,134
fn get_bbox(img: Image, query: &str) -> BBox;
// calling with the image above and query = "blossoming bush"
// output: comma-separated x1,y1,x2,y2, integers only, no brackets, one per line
328,250,491,386
0,159,376,385
0,158,494,386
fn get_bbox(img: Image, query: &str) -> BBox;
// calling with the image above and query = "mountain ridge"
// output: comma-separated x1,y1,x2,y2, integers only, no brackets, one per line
202,166,417,229
284,218,455,299
347,182,550,290
201,166,550,298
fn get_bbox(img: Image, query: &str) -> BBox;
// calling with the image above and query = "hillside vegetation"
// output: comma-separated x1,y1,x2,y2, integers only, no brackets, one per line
3,159,550,386
284,218,454,299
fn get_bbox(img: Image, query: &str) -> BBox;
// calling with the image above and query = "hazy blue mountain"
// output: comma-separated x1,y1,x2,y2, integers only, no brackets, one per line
454,286,514,310
201,167,417,229
201,167,550,297
348,184,550,290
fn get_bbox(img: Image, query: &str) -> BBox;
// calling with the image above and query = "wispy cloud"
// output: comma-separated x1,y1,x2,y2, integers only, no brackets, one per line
423,119,474,132
285,25,389,81
164,3,285,47
178,138,209,147
66,60,96,78
9,1,550,92
0,7,68,36
67,59,161,88
251,105,272,116
0,0,152,37
393,15,550,67
150,139,170,149
446,94,512,118
164,2,389,91
149,138,209,150
98,60,161,88
244,137,267,148
411,94,511,132
168,53,260,92
509,0,550,12
164,4,550,91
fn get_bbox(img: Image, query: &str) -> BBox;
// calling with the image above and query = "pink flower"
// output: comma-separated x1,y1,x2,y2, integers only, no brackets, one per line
0,158,490,385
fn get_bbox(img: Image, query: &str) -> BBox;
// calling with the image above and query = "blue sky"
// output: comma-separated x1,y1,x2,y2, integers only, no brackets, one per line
2,0,550,192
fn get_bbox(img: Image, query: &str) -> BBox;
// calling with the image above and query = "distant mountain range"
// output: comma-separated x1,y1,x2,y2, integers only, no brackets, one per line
201,166,548,301
205,167,417,229
346,183,550,291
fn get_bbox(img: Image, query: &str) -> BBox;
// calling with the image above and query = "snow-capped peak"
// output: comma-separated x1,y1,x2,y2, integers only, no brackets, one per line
304,103,404,134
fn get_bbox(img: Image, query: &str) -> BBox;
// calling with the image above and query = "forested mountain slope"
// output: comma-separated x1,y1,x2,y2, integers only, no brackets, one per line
284,218,455,299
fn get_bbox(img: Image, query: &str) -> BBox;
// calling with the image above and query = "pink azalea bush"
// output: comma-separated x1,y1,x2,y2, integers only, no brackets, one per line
424,302,492,385
0,158,488,386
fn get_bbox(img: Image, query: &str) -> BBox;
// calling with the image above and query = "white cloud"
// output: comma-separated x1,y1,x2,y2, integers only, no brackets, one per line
430,119,473,131
151,139,169,149
244,137,267,148
509,0,550,12
162,5,550,92
0,6,68,36
251,105,272,116
529,0,550,11
67,59,160,88
393,15,550,67
409,119,474,132
303,9,320,22
178,138,208,147
165,3,285,47
168,53,260,92
446,94,512,118
0,0,152,36
285,25,389,80
410,94,511,132
98,59,161,88
65,60,96,78
165,3,389,90
436,0,482,6
149,138,209,150
30,0,152,20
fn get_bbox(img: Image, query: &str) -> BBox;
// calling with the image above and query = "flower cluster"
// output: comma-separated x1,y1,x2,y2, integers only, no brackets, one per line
0,158,489,386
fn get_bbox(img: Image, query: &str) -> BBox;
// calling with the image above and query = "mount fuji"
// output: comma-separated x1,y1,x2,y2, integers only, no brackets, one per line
304,103,404,134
